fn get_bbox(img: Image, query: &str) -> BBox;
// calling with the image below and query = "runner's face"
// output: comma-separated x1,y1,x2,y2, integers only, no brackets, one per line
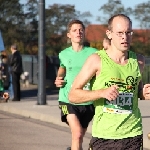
67,24,85,44
110,17,132,52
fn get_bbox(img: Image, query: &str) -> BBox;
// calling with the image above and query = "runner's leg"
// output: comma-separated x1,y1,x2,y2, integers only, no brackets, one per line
67,114,85,150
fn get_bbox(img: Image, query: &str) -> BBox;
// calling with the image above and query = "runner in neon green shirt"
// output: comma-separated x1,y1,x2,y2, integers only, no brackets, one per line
58,46,96,105
69,14,150,150
55,19,97,150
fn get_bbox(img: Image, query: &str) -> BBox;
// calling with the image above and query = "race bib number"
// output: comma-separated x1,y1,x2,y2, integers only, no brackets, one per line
103,93,133,114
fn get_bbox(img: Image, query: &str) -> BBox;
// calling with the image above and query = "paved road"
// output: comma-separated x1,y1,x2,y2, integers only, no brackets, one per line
0,111,91,150
0,85,149,150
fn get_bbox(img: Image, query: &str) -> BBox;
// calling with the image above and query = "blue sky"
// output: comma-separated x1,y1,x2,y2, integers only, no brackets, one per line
20,0,148,28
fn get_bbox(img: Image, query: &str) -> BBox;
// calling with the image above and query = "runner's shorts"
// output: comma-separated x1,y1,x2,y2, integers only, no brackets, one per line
59,101,95,128
88,134,143,150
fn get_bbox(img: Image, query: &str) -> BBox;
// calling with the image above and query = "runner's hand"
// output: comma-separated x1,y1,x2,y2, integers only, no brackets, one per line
55,76,66,88
102,85,119,101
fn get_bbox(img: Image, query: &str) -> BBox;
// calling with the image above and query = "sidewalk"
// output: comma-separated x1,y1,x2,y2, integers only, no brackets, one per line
0,84,150,149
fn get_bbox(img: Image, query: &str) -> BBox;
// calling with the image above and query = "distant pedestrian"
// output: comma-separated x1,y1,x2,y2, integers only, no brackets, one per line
10,44,23,101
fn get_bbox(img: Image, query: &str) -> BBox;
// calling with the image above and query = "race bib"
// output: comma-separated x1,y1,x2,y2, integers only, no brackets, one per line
103,93,133,114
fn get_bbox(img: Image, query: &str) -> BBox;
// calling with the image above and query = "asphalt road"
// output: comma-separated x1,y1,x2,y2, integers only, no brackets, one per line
0,111,91,150
3,85,149,150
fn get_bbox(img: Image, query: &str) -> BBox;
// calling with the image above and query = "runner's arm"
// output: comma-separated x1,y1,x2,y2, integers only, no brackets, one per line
57,67,66,78
55,67,66,88
69,54,100,103
69,54,119,103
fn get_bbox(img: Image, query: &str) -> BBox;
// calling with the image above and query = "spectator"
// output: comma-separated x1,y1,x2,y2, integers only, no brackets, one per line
10,44,23,101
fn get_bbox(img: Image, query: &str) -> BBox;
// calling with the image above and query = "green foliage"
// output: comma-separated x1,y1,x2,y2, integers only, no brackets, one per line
0,0,150,57
0,0,24,47
133,1,150,29
45,4,92,55
97,0,128,24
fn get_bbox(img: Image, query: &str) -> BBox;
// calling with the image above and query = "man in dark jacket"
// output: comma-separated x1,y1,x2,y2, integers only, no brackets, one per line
10,44,23,101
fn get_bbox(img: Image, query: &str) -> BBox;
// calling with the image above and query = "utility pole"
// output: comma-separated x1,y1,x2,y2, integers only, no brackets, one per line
37,0,46,105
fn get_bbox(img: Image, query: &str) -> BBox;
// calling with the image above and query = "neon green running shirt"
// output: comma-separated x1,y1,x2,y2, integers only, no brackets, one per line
91,50,143,139
58,46,97,105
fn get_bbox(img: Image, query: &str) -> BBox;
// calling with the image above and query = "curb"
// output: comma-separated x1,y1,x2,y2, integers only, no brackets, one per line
0,104,67,128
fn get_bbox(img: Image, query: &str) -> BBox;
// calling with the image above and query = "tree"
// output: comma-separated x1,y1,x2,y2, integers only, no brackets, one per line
77,11,92,27
97,0,131,24
0,0,24,51
130,1,150,55
45,4,77,55
45,4,92,55
133,1,150,29
24,0,38,54
0,1,92,55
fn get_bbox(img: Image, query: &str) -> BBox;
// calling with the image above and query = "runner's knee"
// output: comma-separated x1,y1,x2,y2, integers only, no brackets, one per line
71,128,84,141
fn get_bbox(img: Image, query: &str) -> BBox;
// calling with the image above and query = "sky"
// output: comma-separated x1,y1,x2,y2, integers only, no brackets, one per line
20,0,148,29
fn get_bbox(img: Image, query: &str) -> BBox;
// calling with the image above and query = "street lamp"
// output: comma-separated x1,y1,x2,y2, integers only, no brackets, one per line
37,0,46,105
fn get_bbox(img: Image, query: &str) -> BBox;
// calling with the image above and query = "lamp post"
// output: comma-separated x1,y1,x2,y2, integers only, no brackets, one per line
37,0,46,105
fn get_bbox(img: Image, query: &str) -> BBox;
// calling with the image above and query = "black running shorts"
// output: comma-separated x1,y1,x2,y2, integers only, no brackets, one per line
59,101,95,128
88,134,143,150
